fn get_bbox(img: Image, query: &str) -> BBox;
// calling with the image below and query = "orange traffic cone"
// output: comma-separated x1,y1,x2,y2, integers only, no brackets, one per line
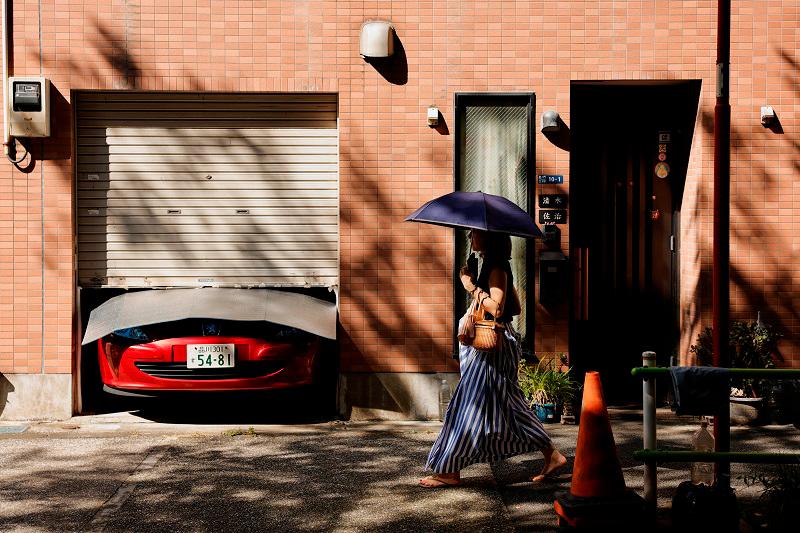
554,371,645,528
570,371,627,497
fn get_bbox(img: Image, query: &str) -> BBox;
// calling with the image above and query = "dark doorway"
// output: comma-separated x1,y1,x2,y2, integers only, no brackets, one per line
570,81,701,404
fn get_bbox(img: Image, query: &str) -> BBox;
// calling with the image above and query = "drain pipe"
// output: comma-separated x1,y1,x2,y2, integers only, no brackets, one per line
713,0,732,492
2,0,10,158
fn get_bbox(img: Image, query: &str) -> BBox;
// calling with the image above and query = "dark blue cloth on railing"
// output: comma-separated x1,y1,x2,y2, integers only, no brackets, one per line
669,366,730,416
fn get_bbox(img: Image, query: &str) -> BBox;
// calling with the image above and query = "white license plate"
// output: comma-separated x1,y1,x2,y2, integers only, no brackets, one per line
186,344,235,369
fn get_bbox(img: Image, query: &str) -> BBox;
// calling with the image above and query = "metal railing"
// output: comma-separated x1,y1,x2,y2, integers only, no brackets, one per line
631,353,800,510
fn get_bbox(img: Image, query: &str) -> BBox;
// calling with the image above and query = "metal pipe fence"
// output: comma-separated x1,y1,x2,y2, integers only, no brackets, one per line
631,358,800,508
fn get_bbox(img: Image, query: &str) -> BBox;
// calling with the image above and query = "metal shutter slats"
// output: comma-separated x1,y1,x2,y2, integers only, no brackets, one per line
76,92,339,288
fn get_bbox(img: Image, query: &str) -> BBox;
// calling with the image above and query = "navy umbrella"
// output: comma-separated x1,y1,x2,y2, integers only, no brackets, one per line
405,191,543,238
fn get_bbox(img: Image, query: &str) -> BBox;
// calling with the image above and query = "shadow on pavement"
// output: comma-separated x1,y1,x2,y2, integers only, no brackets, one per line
126,389,339,425
0,425,513,532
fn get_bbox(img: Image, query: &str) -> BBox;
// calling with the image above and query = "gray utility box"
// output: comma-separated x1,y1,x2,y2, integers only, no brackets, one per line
8,77,51,137
539,250,568,305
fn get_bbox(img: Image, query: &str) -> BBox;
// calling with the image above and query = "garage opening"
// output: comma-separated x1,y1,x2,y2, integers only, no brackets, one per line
73,92,339,416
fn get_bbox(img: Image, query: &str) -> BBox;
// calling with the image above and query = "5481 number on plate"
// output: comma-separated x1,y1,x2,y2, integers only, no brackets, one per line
187,344,235,368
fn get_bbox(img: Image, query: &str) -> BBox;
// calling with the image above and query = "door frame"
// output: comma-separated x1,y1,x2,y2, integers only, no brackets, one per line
568,80,701,398
452,92,536,356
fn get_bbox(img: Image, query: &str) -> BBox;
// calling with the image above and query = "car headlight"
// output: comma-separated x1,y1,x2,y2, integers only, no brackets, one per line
103,341,126,376
111,327,150,342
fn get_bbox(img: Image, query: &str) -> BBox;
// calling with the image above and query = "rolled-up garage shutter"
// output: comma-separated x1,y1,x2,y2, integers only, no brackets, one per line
75,92,338,288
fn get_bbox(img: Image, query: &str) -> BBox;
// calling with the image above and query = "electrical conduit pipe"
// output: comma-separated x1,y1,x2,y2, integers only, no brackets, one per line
2,0,11,157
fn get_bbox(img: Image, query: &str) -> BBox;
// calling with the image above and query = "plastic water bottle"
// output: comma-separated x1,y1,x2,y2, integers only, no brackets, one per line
691,419,715,486
439,379,452,421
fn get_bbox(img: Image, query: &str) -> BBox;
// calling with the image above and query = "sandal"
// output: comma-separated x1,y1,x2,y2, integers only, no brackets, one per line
419,475,461,488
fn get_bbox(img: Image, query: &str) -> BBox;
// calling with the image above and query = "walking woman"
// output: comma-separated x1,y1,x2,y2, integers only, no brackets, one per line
419,229,567,488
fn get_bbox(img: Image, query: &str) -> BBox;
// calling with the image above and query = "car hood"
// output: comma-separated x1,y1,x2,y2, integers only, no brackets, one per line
82,288,337,344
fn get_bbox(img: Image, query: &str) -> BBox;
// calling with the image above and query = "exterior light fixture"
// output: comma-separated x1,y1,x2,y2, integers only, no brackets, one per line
360,21,394,58
541,110,561,132
427,105,439,127
760,106,777,126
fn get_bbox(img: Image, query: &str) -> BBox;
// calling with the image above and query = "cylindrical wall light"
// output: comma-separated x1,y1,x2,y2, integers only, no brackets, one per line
360,21,395,58
541,110,561,132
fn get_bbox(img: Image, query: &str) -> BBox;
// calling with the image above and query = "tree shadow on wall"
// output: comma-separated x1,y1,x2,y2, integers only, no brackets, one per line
337,131,457,416
684,47,800,363
62,17,340,416
40,11,448,419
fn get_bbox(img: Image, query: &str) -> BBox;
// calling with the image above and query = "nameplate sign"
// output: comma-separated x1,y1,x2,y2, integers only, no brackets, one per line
537,174,563,184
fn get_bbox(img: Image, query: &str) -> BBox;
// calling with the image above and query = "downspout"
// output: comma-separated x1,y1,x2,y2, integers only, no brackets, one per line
713,0,732,491
1,0,10,158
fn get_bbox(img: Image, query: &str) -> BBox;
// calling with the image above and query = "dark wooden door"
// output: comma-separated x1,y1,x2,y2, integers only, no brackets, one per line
570,82,700,404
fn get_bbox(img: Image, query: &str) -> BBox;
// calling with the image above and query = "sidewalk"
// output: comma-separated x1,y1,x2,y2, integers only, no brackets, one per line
1,408,797,532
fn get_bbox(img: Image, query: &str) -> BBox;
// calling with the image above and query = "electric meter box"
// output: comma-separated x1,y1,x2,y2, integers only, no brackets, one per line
8,77,51,137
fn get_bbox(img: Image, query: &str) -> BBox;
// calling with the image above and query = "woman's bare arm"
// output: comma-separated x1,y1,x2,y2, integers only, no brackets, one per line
475,268,506,318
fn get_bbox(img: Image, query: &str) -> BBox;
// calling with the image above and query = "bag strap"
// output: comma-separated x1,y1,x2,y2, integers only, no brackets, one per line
475,293,489,321
465,297,478,320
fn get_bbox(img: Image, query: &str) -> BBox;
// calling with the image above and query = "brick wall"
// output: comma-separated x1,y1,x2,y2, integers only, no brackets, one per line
0,1,797,384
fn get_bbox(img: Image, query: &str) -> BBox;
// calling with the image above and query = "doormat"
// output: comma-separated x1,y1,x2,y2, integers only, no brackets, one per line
0,425,28,434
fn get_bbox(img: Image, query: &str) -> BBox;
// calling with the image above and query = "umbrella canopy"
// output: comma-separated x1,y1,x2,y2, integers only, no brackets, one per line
405,191,543,238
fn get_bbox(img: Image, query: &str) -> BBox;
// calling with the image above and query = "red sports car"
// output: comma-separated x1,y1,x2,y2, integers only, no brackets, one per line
98,319,322,394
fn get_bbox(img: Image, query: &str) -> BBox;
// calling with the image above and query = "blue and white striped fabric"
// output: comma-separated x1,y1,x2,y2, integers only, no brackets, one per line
425,326,551,474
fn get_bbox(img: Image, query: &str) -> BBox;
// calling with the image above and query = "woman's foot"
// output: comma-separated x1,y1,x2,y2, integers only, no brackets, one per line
531,448,567,482
419,473,461,488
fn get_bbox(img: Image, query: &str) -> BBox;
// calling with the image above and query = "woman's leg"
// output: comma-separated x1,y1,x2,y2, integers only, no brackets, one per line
420,345,477,485
531,444,568,482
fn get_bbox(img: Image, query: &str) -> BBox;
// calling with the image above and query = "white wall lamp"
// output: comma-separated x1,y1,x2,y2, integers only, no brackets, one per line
360,21,395,58
427,105,439,127
760,106,777,127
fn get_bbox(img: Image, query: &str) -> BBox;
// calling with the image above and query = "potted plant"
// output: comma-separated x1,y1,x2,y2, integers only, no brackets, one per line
556,353,578,424
690,318,782,425
518,358,576,424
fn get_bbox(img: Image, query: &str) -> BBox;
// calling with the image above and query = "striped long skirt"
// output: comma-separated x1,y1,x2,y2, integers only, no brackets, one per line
425,326,551,474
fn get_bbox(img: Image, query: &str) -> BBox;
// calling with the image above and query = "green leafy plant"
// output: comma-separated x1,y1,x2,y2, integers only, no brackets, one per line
743,465,800,532
222,426,257,437
518,358,576,408
690,320,781,397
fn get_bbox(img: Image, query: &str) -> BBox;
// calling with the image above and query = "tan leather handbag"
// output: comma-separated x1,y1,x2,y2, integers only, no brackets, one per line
471,300,504,352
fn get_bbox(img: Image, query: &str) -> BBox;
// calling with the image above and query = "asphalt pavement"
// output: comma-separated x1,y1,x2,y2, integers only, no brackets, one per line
1,406,797,532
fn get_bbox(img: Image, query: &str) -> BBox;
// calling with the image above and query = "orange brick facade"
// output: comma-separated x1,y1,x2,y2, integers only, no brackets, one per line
1,2,798,413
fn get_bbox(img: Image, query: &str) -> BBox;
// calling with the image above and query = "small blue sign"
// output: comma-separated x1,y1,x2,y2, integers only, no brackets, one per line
538,174,563,184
